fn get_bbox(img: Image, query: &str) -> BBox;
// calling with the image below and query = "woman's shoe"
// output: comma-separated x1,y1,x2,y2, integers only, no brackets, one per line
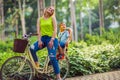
35,62,40,69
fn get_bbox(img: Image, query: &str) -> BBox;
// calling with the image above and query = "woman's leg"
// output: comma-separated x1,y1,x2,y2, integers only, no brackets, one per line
30,41,40,62
47,38,62,79
30,40,45,68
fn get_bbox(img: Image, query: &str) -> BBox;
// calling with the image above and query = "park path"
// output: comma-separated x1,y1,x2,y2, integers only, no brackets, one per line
66,70,120,80
0,70,120,80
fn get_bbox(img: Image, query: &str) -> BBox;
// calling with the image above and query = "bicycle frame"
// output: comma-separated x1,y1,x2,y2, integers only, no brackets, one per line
18,42,52,75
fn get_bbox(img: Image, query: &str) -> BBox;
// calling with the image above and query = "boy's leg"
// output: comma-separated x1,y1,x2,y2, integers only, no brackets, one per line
58,44,63,54
59,41,65,54
56,41,66,60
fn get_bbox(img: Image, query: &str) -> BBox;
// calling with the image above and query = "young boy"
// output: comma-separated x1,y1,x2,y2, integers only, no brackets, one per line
57,22,71,60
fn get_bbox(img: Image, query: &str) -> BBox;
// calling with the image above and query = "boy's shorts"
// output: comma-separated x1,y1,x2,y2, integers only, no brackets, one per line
59,41,65,48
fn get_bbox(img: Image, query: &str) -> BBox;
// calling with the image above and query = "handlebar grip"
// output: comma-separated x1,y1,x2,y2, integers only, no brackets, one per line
31,33,38,36
22,33,38,39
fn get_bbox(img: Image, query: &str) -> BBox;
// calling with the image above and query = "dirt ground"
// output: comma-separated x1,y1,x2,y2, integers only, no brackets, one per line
66,70,120,80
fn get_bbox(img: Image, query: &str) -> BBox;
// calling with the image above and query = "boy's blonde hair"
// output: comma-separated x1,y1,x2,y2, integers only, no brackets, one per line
59,22,66,28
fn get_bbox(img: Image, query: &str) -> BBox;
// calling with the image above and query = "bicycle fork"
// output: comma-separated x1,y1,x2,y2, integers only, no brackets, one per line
17,56,27,73
43,56,50,73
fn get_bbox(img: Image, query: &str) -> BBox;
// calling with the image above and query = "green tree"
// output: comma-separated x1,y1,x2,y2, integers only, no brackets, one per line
104,0,120,26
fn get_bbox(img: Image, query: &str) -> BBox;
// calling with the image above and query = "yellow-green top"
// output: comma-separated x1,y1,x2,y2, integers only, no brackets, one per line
40,17,53,37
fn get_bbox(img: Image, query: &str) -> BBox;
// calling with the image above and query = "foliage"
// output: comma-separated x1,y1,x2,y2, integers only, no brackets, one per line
109,57,120,69
0,40,13,53
109,43,120,69
85,28,120,45
104,0,120,23
67,41,120,77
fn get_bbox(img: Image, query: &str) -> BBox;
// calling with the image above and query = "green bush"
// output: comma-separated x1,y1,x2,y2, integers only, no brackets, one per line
85,28,120,45
67,42,120,77
0,40,13,52
109,57,120,69
0,51,21,67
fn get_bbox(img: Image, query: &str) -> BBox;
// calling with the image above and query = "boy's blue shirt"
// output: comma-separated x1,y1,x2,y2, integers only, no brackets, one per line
58,30,69,44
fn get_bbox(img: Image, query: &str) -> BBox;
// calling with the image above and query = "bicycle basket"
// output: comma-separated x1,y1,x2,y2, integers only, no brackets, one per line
13,39,28,53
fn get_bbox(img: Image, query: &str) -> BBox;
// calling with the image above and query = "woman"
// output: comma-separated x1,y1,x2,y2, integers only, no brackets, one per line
30,6,62,80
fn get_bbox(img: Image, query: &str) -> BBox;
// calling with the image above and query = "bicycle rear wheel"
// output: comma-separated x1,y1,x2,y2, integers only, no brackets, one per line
47,55,69,80
1,56,34,80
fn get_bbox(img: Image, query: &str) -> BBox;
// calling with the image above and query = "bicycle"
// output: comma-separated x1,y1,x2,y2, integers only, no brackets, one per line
0,33,69,80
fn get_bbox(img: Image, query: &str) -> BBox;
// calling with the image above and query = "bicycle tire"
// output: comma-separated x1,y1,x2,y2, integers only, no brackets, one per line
1,56,34,80
47,55,69,80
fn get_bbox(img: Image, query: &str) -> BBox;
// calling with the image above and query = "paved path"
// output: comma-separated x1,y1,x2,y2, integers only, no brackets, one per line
1,70,120,80
66,70,120,80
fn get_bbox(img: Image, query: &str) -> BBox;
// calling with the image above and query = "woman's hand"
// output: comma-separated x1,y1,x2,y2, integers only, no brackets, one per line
38,40,43,48
48,38,54,49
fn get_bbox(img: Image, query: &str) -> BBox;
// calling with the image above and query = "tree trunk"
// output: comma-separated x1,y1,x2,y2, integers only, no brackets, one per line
88,10,92,35
0,0,4,25
0,0,5,40
88,1,92,35
70,0,78,41
51,0,55,7
99,0,104,35
80,12,83,40
18,0,26,35
37,0,40,18
38,0,45,17
15,15,19,38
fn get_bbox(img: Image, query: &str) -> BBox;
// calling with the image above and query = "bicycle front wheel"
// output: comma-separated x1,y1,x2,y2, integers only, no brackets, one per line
1,56,34,80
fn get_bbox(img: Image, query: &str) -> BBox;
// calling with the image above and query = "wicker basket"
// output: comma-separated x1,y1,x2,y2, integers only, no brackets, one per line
13,39,28,53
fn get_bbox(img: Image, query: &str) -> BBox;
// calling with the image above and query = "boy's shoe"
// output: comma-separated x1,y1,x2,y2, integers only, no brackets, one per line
56,53,65,60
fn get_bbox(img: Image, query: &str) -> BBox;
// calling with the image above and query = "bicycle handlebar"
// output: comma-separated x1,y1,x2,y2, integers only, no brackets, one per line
22,33,38,39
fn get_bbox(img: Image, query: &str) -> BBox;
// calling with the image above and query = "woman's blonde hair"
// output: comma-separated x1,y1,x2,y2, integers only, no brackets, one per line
44,6,55,16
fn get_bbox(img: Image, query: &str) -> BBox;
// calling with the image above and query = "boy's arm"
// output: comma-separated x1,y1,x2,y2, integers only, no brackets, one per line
65,31,71,47
65,37,71,47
